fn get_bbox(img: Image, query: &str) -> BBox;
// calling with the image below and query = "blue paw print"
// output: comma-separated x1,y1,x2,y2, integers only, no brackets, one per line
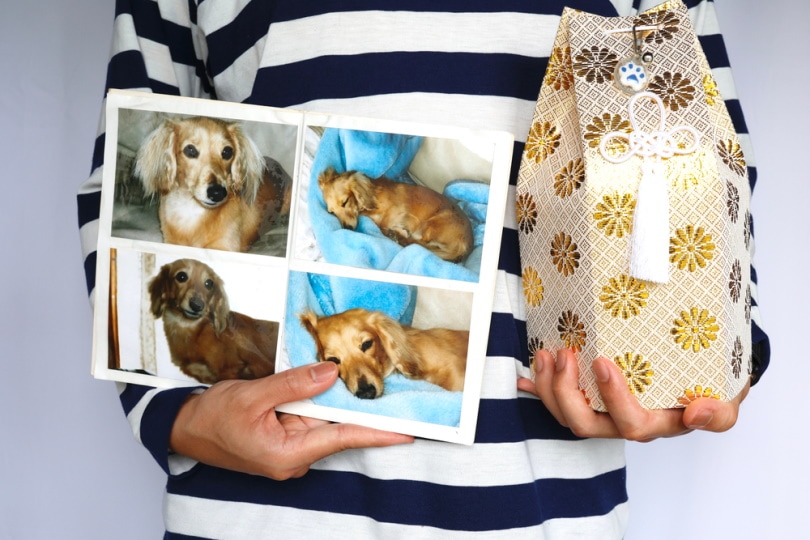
619,61,647,92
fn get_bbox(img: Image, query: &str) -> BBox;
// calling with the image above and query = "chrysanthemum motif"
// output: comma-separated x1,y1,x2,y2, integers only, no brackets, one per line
677,385,721,407
670,225,715,272
573,46,618,84
671,307,719,353
744,210,752,250
614,353,654,394
648,72,695,111
545,45,574,91
594,192,635,238
522,266,544,307
726,181,740,223
718,139,747,177
729,260,742,303
745,285,752,324
516,192,538,235
528,336,543,360
636,11,680,44
553,159,585,198
525,121,561,164
599,274,649,319
584,113,631,150
703,73,721,106
557,310,586,352
731,336,744,379
550,232,580,276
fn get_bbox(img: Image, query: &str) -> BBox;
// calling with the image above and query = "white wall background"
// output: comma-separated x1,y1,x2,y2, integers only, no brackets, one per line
0,1,804,538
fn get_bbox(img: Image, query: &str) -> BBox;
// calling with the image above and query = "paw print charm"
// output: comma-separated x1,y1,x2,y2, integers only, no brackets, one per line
615,58,649,94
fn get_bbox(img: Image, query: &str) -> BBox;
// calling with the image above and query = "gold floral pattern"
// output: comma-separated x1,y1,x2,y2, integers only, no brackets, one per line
525,121,561,164
557,310,586,352
636,10,680,44
614,353,654,394
516,192,538,234
550,232,580,276
594,192,635,238
677,385,721,407
703,73,720,106
726,181,740,223
553,159,585,198
744,210,752,250
573,46,617,84
648,72,695,111
731,336,743,379
670,225,715,272
528,337,543,361
599,274,649,319
584,113,631,150
545,45,574,91
718,139,747,177
729,260,742,303
671,307,719,353
522,266,544,307
745,285,752,324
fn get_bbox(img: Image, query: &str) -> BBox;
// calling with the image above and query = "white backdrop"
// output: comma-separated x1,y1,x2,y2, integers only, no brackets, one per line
1,1,805,539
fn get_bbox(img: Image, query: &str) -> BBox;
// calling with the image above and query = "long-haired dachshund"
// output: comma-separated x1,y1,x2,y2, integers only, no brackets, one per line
299,308,468,399
135,116,290,252
318,168,474,262
148,258,278,384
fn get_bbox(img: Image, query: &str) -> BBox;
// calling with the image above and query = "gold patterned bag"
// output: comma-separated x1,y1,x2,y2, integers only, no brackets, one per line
516,0,752,410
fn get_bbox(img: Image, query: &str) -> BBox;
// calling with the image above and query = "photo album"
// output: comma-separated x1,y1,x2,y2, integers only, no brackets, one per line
91,90,514,444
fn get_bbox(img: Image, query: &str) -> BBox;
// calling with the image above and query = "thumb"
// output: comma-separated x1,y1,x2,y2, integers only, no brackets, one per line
266,362,340,406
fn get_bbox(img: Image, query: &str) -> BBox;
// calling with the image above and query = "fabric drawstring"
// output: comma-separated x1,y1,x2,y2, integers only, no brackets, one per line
599,91,700,283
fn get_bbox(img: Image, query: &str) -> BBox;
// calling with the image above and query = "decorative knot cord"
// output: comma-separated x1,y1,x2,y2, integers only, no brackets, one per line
598,91,700,283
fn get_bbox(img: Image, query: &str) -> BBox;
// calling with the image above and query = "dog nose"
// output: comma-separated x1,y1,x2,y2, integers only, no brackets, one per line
355,379,379,400
207,183,227,203
189,296,205,314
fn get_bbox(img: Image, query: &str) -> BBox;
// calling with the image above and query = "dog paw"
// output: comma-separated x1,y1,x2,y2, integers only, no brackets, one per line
617,61,647,92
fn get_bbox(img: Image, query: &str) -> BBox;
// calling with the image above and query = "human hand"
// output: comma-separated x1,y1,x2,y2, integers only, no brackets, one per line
170,362,413,479
516,348,749,442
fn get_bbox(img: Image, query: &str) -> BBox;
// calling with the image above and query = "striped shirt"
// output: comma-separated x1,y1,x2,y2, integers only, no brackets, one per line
77,1,769,538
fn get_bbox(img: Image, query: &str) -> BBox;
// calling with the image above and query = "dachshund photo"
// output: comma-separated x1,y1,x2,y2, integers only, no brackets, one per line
148,258,278,384
318,167,474,262
135,116,291,252
299,307,468,399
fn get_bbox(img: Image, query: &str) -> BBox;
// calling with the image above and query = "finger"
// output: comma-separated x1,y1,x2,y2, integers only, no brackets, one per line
682,379,749,432
259,362,342,407
552,349,620,438
592,357,686,441
531,350,567,425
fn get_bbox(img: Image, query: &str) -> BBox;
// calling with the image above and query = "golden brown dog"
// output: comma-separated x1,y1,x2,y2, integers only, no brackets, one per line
318,168,474,262
148,258,278,384
299,308,468,399
136,116,290,252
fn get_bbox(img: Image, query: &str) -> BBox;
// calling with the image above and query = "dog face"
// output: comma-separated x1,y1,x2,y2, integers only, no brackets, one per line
136,116,266,208
299,308,405,399
148,259,229,335
318,168,375,230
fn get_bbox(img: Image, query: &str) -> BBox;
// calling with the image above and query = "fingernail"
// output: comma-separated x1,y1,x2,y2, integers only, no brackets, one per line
688,410,713,429
555,350,567,372
310,362,336,383
533,353,543,374
593,358,610,383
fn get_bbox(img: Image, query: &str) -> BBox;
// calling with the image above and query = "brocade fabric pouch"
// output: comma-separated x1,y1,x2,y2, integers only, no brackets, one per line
516,0,752,410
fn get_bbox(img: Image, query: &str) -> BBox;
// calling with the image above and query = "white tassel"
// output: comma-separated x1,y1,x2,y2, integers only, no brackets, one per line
629,160,670,283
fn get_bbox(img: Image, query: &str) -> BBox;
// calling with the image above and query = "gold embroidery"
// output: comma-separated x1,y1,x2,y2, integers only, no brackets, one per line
546,46,573,91
671,307,719,353
636,10,680,44
718,139,746,176
726,180,740,223
670,225,715,272
573,47,618,84
584,113,631,150
553,159,585,198
594,192,635,238
703,73,720,106
550,232,580,276
677,385,721,406
648,72,695,111
614,353,654,394
525,121,561,164
731,336,744,379
516,192,538,234
557,310,586,352
599,274,649,319
729,260,742,303
522,267,544,307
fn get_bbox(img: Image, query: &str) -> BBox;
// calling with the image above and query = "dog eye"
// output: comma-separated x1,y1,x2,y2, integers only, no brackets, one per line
221,146,234,160
326,356,341,365
360,340,374,352
341,198,349,208
183,144,199,159
204,279,214,290
175,271,188,283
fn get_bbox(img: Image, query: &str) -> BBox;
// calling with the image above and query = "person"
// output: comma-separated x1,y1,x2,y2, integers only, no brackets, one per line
77,1,770,537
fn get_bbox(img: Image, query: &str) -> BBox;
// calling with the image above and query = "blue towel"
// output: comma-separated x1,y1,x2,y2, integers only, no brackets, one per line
284,271,463,426
307,128,489,281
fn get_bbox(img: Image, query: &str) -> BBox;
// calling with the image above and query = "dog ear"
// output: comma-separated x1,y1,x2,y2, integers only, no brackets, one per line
298,310,325,360
228,123,266,205
349,172,376,211
147,264,172,318
369,311,416,373
208,273,230,336
135,121,178,197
